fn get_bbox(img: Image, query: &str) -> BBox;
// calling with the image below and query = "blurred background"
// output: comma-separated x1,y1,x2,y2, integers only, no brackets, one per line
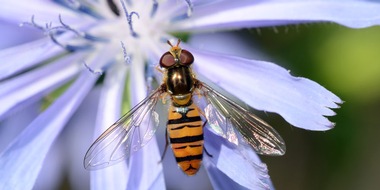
249,24,380,190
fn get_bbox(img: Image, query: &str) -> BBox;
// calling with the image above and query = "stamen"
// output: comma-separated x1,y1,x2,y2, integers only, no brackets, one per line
120,41,131,64
21,15,106,52
83,61,103,75
49,34,92,52
48,16,94,51
57,15,107,42
120,0,140,38
150,0,158,18
19,15,44,30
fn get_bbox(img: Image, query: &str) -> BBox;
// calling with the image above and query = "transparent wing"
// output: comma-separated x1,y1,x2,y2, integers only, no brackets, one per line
84,86,164,170
198,81,286,156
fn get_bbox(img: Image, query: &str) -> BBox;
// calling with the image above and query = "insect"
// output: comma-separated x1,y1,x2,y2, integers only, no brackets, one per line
84,39,286,175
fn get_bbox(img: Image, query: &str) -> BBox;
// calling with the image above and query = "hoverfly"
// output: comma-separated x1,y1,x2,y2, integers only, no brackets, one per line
84,39,286,175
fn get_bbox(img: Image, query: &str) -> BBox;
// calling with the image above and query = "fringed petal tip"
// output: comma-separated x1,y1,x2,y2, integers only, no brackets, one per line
191,48,342,131
290,74,343,131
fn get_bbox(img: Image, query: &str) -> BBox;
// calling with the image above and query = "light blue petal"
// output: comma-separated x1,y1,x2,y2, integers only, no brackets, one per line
155,0,217,21
173,0,380,31
90,64,129,190
191,48,341,131
0,70,98,190
0,20,43,49
0,103,40,152
188,32,266,60
126,56,165,189
0,52,85,120
0,1,93,25
0,38,64,80
203,128,272,190
33,134,66,190
63,87,100,190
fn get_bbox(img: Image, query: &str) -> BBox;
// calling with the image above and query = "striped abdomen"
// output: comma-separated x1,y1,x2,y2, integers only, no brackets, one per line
167,102,203,176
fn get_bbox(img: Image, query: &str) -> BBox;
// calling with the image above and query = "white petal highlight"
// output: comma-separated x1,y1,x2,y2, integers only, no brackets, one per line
191,48,342,130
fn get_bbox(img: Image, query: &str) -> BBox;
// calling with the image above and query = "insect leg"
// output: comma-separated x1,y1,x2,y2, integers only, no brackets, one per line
204,146,213,158
196,103,213,157
159,129,169,163
201,119,213,158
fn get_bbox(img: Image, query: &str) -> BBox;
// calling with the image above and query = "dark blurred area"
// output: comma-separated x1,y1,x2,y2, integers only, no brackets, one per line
251,24,380,190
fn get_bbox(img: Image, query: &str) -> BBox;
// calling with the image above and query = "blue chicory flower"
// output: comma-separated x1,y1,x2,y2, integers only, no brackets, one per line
1,0,379,189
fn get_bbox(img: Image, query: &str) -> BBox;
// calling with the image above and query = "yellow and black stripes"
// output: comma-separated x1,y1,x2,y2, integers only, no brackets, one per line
167,102,204,176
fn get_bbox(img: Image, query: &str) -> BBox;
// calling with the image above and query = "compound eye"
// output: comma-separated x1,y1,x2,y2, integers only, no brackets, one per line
160,52,175,68
180,49,194,66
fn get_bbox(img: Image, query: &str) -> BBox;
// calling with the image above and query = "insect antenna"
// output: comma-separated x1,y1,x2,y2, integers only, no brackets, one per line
166,39,181,48
176,39,181,46
166,40,173,47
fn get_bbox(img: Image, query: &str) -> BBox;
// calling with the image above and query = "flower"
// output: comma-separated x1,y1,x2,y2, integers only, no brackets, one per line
0,0,379,189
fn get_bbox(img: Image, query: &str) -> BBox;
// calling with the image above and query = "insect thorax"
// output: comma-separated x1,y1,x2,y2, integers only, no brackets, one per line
166,66,194,95
166,66,194,106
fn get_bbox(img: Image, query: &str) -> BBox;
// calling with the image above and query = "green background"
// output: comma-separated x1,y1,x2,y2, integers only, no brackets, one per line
252,24,380,190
